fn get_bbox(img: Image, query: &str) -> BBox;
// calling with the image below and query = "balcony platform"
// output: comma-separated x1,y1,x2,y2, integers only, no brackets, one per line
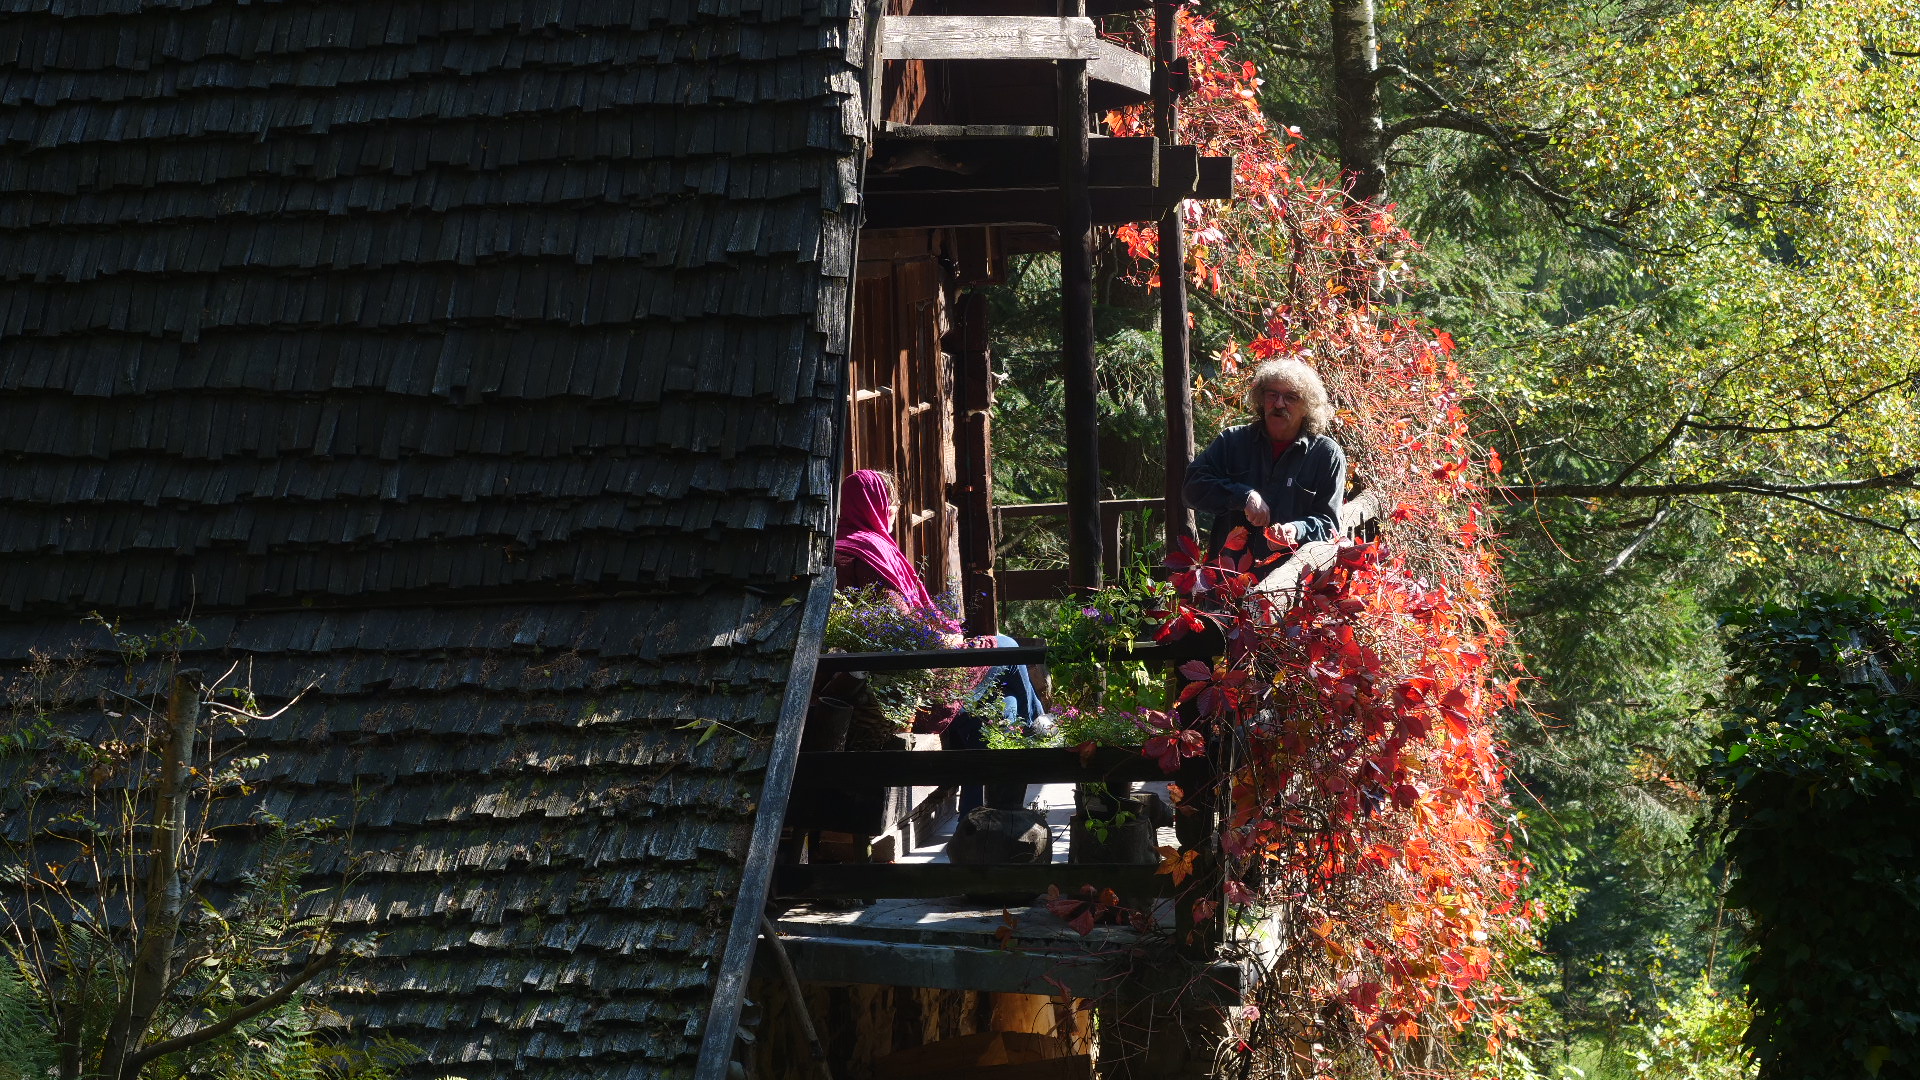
765,782,1281,1000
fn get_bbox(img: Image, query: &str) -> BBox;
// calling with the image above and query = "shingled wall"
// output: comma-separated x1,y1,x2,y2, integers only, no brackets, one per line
0,0,867,1076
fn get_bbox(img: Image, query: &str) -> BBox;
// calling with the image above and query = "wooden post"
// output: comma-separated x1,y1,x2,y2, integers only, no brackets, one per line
1155,3,1196,552
952,291,999,635
1059,0,1102,590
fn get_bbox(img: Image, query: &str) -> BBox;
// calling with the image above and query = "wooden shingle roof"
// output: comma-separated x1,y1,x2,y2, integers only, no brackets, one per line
0,0,866,1075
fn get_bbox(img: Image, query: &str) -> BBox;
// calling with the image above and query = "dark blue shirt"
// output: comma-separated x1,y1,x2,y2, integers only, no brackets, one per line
1183,424,1347,558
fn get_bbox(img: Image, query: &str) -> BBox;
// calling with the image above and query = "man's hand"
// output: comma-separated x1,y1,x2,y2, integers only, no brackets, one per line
1271,522,1299,546
1243,489,1271,527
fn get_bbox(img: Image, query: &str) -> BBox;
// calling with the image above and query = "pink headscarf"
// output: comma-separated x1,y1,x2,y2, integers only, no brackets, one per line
834,470,940,613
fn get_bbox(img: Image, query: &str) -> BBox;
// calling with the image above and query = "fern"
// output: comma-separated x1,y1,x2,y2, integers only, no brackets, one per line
0,955,55,1080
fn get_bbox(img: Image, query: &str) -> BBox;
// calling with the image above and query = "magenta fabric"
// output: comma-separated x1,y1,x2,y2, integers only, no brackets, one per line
834,470,940,612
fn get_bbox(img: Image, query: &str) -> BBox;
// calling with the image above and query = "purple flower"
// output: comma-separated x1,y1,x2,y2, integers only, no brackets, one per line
1081,606,1102,618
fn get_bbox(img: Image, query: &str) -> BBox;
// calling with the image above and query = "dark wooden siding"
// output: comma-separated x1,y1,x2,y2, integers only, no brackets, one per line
846,239,959,601
0,1,866,1077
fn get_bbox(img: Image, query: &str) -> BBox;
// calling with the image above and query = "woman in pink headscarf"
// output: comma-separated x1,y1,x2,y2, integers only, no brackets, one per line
831,471,1042,811
834,470,953,629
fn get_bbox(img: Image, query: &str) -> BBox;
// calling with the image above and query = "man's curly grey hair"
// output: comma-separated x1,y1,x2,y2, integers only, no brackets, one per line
1244,358,1333,437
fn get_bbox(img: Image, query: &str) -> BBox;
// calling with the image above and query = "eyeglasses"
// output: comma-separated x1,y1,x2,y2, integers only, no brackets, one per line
1259,387,1302,404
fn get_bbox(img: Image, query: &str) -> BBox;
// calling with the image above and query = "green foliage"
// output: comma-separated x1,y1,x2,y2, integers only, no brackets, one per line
1212,0,1920,1059
1714,594,1920,1079
0,957,55,1080
1630,981,1756,1080
1000,575,1172,712
0,625,396,1080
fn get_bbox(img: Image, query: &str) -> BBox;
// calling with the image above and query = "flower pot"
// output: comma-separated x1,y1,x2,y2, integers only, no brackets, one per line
800,696,853,753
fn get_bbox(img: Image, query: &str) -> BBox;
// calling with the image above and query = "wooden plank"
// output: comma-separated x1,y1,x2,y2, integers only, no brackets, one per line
1156,2,1198,553
884,124,1055,138
876,1032,1070,1078
867,136,1159,193
863,187,1192,229
921,1057,1093,1080
772,862,1167,900
814,644,1045,673
793,747,1168,789
1159,145,1200,199
1086,39,1152,98
952,292,999,633
1059,9,1102,593
697,575,835,1080
883,16,1097,61
1196,155,1234,199
768,934,1119,997
996,568,1070,601
996,497,1160,520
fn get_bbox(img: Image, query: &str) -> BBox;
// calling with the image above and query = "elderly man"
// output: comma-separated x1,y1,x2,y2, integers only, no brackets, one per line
1183,358,1346,561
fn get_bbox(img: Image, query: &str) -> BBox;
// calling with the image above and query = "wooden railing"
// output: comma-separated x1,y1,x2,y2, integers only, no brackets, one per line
776,495,1383,933
775,741,1206,907
994,497,1164,600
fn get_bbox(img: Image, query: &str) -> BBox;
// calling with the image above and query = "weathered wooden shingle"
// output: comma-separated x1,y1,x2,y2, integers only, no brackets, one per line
0,0,863,1075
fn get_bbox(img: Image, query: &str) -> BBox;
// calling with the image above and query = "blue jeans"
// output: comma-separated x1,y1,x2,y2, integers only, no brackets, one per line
948,634,1043,813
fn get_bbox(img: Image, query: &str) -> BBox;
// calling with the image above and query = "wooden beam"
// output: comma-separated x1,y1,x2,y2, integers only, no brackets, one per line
814,644,1046,673
883,124,1055,138
767,932,1248,999
1059,0,1103,592
792,747,1168,789
766,935,1119,998
996,568,1071,601
1086,39,1152,98
1159,144,1200,198
883,16,1097,61
772,863,1168,900
952,291,999,634
1156,2,1197,553
864,187,1205,229
878,17,1151,102
996,497,1161,520
866,136,1159,193
1196,155,1234,199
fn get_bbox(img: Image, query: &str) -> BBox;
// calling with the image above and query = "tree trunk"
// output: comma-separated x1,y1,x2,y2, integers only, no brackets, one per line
99,670,201,1080
1330,0,1385,203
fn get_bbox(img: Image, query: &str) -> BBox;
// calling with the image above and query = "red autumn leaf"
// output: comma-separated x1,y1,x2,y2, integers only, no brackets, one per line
1345,981,1383,1013
1142,734,1184,773
1156,845,1198,886
1179,660,1213,682
1164,534,1203,571
1074,739,1099,766
1222,526,1250,553
1066,905,1096,936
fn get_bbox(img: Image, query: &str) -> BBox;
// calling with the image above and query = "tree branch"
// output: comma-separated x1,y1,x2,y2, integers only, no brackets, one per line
1682,374,1919,435
125,947,344,1072
1371,63,1574,209
1502,467,1920,502
1599,411,1693,492
1599,501,1673,576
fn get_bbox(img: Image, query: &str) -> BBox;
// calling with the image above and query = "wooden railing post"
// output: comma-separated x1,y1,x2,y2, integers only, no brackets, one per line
953,291,999,634
1155,2,1196,554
